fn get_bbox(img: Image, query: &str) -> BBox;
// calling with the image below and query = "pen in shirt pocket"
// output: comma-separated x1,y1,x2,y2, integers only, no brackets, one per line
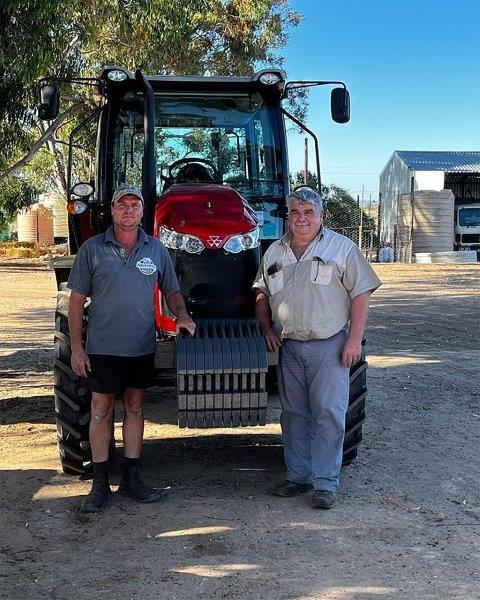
313,256,327,281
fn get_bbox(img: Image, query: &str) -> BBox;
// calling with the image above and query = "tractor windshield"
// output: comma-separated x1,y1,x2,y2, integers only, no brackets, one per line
112,93,284,202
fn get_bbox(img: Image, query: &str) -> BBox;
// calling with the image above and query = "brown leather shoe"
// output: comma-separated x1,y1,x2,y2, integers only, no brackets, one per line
269,480,313,497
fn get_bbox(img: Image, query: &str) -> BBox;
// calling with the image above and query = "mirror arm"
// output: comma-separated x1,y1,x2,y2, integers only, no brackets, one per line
282,80,346,99
68,107,104,202
282,109,322,193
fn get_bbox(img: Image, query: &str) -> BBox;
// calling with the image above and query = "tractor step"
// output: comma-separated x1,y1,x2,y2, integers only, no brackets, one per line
176,319,268,428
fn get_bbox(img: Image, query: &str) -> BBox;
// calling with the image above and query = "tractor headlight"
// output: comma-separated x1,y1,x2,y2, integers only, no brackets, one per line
224,227,260,254
159,226,205,254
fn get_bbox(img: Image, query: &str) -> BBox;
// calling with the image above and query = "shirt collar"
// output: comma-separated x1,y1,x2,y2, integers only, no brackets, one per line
103,225,149,245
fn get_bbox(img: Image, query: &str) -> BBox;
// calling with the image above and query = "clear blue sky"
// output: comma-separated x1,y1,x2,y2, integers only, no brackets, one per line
283,0,480,201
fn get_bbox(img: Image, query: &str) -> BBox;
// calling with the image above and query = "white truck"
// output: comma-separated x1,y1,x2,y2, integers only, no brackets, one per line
454,202,480,253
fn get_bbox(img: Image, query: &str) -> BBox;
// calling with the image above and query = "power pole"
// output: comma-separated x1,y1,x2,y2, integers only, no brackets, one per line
303,138,308,185
358,191,364,251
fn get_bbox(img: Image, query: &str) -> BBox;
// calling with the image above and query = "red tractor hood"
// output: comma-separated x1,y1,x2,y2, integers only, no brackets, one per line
153,184,258,249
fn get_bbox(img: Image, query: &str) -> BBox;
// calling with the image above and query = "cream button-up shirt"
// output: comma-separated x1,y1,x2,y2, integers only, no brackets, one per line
253,228,382,341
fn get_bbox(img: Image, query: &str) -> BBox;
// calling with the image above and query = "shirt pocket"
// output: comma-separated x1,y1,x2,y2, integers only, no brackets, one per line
267,270,284,295
310,260,333,285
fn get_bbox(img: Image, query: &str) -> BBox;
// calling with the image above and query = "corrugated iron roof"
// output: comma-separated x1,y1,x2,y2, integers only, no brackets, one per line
396,151,480,172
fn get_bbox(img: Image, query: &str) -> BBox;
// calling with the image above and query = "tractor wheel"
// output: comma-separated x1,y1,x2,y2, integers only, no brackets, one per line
53,284,92,474
343,343,368,466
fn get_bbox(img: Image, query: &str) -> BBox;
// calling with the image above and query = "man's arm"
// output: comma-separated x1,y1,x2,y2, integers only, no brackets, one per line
341,290,372,368
165,291,196,336
254,290,281,352
68,291,91,377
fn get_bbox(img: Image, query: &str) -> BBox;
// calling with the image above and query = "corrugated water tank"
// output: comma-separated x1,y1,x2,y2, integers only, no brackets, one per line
397,189,454,254
17,203,54,245
40,193,69,240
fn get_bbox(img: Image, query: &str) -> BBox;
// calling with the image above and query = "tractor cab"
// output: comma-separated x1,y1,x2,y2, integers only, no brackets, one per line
105,72,288,322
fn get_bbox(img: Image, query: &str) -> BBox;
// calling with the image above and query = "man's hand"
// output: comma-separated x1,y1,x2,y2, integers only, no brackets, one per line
341,336,362,368
254,291,280,352
166,291,196,336
176,315,196,336
262,327,282,353
71,346,91,378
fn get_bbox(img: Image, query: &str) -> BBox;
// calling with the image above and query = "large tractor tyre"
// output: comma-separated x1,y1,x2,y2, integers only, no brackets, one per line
53,284,92,475
343,344,368,466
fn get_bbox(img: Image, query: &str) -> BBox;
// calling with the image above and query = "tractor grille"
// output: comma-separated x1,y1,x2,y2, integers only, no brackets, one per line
168,247,260,319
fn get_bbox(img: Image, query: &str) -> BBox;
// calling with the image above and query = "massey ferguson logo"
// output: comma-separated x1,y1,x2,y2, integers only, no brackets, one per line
207,235,222,248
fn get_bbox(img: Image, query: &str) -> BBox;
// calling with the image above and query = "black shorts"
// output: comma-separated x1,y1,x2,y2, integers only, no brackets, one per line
87,353,155,394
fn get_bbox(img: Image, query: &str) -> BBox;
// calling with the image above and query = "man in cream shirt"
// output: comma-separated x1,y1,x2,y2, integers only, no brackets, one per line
254,187,381,509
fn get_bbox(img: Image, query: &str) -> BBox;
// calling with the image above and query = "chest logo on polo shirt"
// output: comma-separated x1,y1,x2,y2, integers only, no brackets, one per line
136,257,157,275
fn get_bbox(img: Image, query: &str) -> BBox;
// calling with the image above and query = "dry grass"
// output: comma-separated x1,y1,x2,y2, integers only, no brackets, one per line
0,241,68,259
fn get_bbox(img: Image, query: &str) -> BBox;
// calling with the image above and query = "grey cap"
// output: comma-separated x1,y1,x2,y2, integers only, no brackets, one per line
112,184,144,204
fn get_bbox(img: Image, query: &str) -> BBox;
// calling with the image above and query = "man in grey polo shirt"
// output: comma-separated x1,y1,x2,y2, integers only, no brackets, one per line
254,187,381,509
68,184,195,513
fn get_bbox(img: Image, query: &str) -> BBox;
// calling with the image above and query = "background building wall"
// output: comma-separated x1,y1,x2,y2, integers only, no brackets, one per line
379,153,412,243
414,171,444,191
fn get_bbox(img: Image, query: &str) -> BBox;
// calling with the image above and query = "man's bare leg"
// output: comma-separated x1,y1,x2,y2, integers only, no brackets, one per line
122,387,145,458
81,392,115,513
90,392,115,460
119,388,162,503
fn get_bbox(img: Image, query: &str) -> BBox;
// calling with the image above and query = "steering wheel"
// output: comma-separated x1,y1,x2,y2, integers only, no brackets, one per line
168,157,219,182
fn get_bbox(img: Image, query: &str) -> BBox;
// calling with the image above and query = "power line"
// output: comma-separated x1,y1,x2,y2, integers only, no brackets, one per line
323,172,379,175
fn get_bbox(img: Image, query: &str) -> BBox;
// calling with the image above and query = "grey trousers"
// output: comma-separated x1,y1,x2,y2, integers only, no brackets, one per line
277,331,349,492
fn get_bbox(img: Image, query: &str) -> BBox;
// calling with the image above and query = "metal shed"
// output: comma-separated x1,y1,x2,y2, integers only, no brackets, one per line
379,151,480,255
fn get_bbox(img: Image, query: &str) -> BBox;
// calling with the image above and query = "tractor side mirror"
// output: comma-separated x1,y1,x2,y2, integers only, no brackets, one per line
37,83,60,120
331,87,350,124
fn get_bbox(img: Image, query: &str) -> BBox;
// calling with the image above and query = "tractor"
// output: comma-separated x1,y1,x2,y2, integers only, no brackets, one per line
38,67,367,474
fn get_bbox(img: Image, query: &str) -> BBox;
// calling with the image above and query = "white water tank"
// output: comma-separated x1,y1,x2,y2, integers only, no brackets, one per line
40,193,69,240
17,203,54,245
397,189,454,254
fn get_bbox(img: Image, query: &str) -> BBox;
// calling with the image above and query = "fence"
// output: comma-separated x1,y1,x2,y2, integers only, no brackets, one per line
324,200,381,262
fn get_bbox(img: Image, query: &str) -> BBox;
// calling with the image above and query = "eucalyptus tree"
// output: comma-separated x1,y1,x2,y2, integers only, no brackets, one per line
0,0,301,212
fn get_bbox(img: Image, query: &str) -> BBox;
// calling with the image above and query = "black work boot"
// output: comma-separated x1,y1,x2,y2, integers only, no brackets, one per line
81,460,112,513
118,458,162,503
269,480,313,497
312,490,336,509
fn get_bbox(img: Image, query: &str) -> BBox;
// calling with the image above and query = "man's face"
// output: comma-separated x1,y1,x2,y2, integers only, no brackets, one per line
289,201,323,241
111,194,144,230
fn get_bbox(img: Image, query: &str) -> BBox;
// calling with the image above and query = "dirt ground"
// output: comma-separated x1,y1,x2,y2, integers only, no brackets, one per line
0,262,479,600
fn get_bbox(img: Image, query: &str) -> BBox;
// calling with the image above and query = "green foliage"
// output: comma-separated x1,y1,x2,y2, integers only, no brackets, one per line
291,169,319,190
0,0,301,212
0,0,81,167
0,176,39,230
324,184,376,233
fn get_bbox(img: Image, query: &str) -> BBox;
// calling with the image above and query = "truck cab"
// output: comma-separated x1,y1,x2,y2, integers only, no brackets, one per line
454,202,480,252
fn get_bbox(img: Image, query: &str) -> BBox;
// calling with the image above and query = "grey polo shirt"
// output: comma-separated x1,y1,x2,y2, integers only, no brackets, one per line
67,226,180,356
253,227,382,341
